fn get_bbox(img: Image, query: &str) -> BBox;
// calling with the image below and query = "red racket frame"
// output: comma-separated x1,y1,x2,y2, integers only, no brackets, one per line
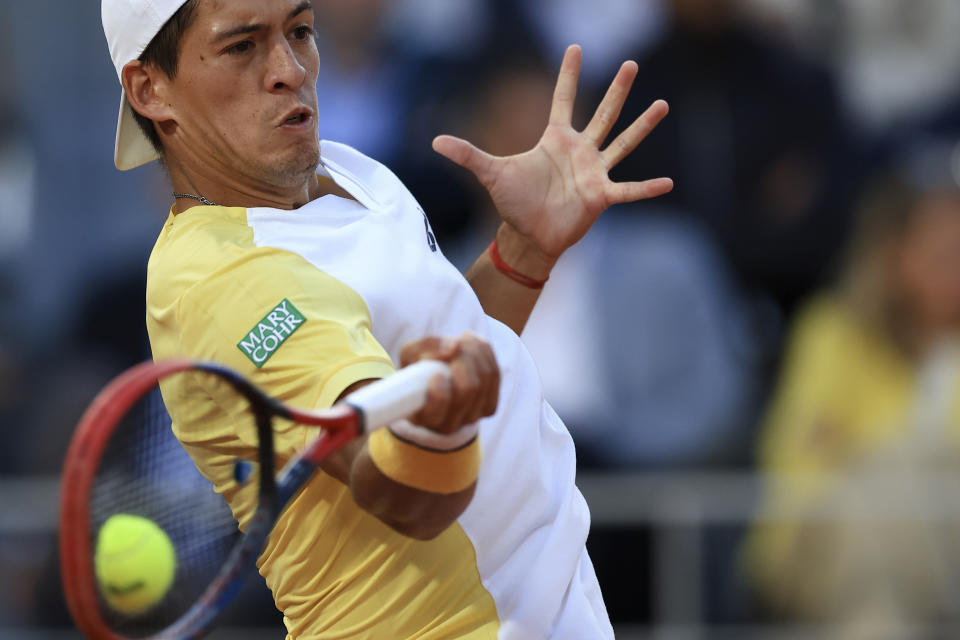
59,359,360,640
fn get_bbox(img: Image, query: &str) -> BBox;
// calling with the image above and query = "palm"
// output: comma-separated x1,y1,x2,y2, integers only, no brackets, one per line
482,126,614,258
434,45,673,260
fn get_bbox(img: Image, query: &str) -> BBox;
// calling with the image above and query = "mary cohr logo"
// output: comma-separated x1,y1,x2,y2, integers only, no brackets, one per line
236,298,306,367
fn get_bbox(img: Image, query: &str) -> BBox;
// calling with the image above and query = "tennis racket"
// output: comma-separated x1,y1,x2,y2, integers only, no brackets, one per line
59,358,449,640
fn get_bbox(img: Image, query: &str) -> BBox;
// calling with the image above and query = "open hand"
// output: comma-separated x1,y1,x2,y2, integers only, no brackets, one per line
433,44,673,262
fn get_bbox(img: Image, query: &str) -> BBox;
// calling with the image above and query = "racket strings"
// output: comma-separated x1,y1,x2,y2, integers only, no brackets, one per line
88,378,252,637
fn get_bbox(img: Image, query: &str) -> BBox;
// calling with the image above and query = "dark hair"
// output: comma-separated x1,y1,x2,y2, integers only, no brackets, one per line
132,0,200,154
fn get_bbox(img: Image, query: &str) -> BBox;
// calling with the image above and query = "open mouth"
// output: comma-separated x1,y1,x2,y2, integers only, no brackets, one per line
280,109,312,127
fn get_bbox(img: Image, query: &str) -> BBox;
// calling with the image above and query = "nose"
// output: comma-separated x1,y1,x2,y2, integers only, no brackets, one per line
265,38,307,92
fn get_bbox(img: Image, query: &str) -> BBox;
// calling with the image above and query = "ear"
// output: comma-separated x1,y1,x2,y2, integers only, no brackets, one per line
121,60,176,125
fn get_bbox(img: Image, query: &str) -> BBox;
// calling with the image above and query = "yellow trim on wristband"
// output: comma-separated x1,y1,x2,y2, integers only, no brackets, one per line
367,428,481,494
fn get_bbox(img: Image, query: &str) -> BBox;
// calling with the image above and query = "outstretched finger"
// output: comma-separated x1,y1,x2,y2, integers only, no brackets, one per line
548,44,583,127
601,99,669,169
583,60,639,145
433,135,498,186
608,177,674,205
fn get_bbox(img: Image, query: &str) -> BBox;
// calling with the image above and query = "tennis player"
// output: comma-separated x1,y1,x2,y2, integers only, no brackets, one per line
102,0,672,637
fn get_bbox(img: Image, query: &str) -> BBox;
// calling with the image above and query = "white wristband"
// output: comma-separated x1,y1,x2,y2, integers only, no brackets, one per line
387,419,479,452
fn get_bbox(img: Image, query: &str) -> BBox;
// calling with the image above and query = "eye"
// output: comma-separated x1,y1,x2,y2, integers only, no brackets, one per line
292,25,314,41
226,40,253,55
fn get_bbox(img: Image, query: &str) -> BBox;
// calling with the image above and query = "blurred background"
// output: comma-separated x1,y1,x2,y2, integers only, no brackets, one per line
4,0,960,638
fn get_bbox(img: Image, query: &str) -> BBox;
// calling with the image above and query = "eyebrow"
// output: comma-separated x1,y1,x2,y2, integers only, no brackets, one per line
211,1,313,43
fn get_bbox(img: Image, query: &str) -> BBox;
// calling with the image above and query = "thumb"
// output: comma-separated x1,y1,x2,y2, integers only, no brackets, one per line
433,135,497,185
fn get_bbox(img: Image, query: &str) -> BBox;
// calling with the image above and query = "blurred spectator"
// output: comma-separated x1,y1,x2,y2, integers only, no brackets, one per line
4,263,154,474
311,0,412,163
743,159,960,635
523,210,768,467
608,0,859,317
0,108,36,261
519,0,667,88
746,0,960,136
386,0,492,61
0,106,35,447
3,0,164,351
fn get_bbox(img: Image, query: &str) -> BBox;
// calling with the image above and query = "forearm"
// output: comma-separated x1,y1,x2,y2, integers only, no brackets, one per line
349,444,476,540
465,223,556,335
321,433,477,540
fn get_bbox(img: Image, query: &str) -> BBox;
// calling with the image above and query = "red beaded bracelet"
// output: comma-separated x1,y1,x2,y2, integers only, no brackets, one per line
488,239,549,289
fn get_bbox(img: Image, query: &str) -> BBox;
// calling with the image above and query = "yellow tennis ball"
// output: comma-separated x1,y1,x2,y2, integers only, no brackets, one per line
94,514,176,615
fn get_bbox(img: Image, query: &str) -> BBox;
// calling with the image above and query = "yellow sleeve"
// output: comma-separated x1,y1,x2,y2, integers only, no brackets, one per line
172,246,396,457
758,297,852,476
742,297,851,606
758,296,911,478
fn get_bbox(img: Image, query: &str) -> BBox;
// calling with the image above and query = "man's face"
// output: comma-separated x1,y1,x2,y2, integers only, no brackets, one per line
164,0,320,189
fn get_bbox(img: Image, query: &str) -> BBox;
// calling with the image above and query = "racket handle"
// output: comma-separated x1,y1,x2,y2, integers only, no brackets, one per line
345,360,451,432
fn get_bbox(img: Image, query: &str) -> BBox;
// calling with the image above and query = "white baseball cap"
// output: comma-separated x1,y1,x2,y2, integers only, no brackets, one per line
102,0,191,170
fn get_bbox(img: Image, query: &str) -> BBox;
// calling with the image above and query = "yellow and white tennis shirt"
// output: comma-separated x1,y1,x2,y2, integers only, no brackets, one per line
146,141,612,639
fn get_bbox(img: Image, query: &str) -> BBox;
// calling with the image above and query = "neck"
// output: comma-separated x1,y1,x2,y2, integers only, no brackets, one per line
166,154,323,213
